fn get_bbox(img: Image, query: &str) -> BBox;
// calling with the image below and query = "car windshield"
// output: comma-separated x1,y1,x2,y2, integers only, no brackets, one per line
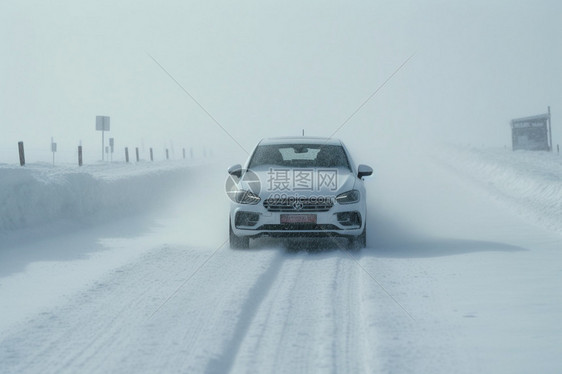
248,144,351,170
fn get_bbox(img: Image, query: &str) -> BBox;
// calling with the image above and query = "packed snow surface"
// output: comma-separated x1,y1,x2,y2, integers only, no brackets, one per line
0,145,561,373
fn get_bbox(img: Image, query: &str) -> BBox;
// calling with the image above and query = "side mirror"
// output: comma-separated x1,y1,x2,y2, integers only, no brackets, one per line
357,164,373,179
228,164,243,178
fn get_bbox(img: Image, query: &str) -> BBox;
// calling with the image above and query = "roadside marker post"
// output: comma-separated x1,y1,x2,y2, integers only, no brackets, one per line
78,145,83,166
18,141,25,166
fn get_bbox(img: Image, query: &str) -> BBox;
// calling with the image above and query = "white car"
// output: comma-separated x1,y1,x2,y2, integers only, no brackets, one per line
226,137,372,249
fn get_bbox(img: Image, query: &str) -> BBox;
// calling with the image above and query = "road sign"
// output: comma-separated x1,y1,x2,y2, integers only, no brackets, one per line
510,109,551,151
96,116,110,131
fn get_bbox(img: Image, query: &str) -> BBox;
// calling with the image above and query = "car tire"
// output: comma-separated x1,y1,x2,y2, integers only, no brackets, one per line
229,220,250,249
349,226,367,249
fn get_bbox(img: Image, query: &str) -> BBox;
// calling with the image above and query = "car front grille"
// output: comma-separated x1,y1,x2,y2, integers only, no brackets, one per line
263,197,334,212
256,224,341,231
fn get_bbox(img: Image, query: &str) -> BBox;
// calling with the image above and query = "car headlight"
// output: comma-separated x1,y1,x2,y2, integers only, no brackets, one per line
336,189,360,204
234,190,261,205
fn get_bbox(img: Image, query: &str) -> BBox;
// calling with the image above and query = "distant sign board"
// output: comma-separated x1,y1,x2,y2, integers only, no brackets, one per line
510,112,551,151
96,116,110,131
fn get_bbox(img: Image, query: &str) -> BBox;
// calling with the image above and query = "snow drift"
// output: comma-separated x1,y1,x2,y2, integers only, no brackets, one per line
435,146,562,233
0,161,199,233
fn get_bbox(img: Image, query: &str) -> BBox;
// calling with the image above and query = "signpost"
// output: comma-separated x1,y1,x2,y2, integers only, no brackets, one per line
96,116,110,161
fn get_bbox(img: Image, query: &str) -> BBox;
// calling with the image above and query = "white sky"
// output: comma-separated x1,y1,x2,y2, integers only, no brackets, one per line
1,0,561,163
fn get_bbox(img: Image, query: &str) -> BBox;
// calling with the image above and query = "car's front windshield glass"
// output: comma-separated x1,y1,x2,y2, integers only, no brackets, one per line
248,144,351,170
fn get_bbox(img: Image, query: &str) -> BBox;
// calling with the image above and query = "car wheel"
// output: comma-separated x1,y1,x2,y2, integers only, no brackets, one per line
349,226,367,249
229,220,250,249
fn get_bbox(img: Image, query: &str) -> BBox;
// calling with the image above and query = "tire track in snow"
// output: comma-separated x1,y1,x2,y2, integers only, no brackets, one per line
204,248,285,374
330,254,370,374
230,254,308,373
227,250,371,373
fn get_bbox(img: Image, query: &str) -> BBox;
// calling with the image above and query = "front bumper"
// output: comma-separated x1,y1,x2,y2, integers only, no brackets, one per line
230,201,365,239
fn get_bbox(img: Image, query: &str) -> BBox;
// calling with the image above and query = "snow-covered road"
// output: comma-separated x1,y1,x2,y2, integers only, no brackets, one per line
1,146,561,373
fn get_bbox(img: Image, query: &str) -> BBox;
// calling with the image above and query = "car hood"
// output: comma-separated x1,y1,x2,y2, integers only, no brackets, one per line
240,166,357,199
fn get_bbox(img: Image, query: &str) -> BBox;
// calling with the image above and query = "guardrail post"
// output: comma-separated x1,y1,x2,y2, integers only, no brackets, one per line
78,145,83,166
18,141,25,166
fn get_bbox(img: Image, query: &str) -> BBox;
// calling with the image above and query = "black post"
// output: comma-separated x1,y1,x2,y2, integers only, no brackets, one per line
548,106,553,152
135,147,139,162
125,147,129,163
150,148,154,161
78,146,83,166
18,141,25,166
183,148,186,159
166,149,169,160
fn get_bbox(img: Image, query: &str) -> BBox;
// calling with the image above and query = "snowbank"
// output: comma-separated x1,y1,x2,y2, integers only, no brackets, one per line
435,145,562,233
0,161,202,233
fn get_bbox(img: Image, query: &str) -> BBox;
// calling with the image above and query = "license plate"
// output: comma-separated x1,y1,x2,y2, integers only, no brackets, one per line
280,214,317,224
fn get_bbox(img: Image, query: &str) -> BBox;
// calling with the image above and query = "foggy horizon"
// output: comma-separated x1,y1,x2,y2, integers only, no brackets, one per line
1,1,561,164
